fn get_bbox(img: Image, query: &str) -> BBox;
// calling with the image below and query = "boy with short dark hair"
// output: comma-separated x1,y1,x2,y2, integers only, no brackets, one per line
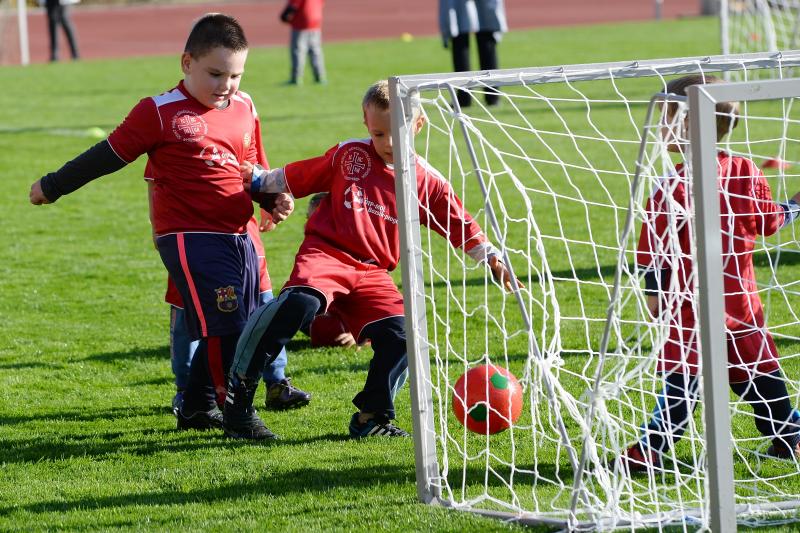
222,80,518,440
29,13,292,433
620,74,800,472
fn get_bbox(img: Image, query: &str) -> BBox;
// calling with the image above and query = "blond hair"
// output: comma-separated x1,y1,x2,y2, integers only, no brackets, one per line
665,74,739,141
362,80,391,111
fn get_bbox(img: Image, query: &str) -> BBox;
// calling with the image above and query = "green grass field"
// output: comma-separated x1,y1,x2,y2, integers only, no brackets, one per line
4,15,800,531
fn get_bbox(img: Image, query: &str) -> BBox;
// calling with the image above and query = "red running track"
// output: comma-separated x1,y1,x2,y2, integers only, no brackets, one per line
2,0,702,65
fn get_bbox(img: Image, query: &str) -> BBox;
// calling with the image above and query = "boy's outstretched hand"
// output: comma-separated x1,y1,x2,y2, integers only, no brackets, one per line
488,255,524,292
29,179,50,205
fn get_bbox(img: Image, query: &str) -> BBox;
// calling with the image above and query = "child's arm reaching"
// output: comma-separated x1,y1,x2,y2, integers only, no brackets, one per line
778,192,800,229
464,241,524,293
30,140,128,205
241,161,294,224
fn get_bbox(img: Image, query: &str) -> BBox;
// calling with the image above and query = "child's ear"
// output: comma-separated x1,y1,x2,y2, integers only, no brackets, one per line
413,114,427,134
362,107,368,126
180,52,192,75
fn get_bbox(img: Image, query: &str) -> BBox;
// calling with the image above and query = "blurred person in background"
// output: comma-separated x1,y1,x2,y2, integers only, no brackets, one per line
280,0,327,85
43,0,80,61
439,0,506,107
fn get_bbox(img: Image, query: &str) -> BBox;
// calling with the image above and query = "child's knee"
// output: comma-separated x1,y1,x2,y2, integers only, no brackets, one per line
282,288,323,326
363,316,406,350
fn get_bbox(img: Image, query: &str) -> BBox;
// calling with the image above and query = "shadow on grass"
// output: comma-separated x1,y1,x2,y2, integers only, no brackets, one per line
2,414,361,465
82,345,170,364
1,428,242,465
0,460,415,516
0,405,166,425
131,376,174,387
753,249,800,268
0,360,66,370
285,338,313,352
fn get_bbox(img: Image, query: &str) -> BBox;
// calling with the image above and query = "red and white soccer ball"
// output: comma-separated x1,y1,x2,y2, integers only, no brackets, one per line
452,364,523,435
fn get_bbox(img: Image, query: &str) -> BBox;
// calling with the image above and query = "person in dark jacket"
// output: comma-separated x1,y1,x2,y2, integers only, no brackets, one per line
439,0,507,107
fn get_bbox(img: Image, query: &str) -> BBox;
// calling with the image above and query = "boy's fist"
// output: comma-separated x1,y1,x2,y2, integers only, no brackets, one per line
241,161,254,192
272,193,294,223
29,179,50,205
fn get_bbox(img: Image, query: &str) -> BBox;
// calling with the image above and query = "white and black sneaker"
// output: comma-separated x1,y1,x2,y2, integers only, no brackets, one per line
223,377,278,441
348,412,410,439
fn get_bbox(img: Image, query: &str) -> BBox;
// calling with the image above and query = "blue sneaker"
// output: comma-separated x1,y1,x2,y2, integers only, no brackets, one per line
348,412,410,439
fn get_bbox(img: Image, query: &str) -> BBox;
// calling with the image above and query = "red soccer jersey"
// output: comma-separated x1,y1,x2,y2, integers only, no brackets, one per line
109,81,266,235
636,152,785,374
284,139,486,271
287,0,324,30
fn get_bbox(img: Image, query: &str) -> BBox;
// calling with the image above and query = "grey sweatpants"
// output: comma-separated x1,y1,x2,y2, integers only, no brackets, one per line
290,29,326,83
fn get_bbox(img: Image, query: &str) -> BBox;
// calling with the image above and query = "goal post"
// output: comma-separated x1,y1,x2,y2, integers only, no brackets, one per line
390,51,800,530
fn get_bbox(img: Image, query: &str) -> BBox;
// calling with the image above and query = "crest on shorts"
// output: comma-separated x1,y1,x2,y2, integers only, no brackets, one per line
215,286,238,312
341,146,372,181
172,110,208,142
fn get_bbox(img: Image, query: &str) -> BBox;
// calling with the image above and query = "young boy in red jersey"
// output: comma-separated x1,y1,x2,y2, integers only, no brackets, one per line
279,0,326,85
29,14,292,434
620,75,800,472
222,80,518,440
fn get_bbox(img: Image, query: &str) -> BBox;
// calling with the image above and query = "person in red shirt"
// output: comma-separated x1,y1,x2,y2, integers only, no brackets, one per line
29,14,292,436
222,80,519,440
619,75,800,473
279,0,326,85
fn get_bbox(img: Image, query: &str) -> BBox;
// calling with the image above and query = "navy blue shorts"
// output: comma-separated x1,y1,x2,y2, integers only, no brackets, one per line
157,232,260,340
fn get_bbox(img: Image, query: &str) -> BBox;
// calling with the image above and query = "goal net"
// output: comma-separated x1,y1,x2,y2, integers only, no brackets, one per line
390,52,800,530
722,0,800,72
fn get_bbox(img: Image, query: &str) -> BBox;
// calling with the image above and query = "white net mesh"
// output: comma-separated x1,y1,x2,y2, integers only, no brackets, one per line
723,0,800,74
394,54,800,530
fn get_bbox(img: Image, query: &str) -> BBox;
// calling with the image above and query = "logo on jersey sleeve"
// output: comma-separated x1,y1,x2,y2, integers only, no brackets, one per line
243,133,251,149
344,184,365,212
199,144,238,167
172,110,208,142
341,146,372,181
215,286,239,312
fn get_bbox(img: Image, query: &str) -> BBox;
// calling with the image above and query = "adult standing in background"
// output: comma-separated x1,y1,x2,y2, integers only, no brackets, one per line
439,0,507,107
280,0,327,85
44,0,80,62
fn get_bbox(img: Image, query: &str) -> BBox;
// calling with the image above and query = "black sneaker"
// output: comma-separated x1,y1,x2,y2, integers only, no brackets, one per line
265,378,311,410
766,440,800,460
177,405,223,431
224,377,278,441
348,412,410,439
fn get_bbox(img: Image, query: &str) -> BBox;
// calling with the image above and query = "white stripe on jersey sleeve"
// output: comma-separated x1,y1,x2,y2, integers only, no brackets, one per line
235,91,258,118
152,88,186,108
337,138,371,149
331,138,372,164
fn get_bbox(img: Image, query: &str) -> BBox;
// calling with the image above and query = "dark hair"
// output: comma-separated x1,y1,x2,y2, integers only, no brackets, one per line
184,13,248,58
665,74,739,141
308,192,328,217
